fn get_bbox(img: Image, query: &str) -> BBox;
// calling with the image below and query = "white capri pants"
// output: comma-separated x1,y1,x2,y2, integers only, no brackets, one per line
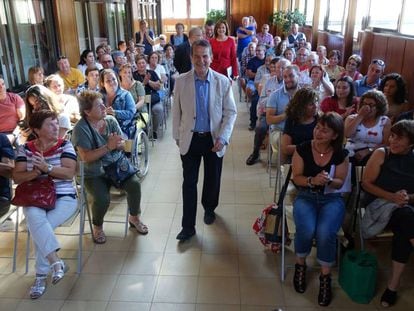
23,196,77,275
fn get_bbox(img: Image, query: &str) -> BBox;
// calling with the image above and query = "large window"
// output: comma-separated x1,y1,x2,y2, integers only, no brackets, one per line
0,0,56,91
161,0,225,20
318,0,348,34
298,0,314,26
75,0,130,54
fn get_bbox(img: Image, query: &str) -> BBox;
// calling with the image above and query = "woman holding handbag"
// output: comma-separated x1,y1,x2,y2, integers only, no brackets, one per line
71,90,147,245
13,110,77,299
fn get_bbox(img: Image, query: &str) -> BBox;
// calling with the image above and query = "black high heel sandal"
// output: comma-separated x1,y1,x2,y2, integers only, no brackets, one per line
318,273,332,307
293,263,307,293
380,288,397,307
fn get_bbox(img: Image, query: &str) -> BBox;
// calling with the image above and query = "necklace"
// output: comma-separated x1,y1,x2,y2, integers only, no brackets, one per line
312,142,332,157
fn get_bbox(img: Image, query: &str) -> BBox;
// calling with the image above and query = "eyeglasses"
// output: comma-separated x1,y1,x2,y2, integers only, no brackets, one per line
372,59,385,67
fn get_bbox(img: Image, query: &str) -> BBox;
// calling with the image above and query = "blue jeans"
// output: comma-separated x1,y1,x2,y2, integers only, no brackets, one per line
293,190,345,267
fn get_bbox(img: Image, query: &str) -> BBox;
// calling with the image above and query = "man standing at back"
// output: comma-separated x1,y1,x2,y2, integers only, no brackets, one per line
173,39,237,241
287,23,306,49
174,27,203,74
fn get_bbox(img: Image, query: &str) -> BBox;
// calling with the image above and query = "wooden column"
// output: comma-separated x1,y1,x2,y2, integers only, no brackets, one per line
53,0,80,67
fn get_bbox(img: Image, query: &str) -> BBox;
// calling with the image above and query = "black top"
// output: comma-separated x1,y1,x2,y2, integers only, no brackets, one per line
132,69,160,104
170,33,189,46
396,110,414,122
0,134,14,200
375,149,414,194
173,41,191,74
296,140,348,191
283,116,317,147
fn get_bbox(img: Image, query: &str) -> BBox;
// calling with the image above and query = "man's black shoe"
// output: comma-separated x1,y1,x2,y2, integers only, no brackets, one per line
248,125,255,131
204,212,216,225
246,153,259,165
176,228,196,241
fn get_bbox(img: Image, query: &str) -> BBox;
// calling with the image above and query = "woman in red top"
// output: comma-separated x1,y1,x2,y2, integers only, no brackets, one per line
209,20,238,79
320,76,358,119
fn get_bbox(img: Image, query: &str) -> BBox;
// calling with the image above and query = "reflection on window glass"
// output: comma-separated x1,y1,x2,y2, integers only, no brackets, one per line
190,0,205,18
299,0,314,26
75,2,88,52
90,2,109,47
161,0,173,18
353,0,369,38
318,0,328,30
400,1,414,35
327,0,348,33
369,0,402,30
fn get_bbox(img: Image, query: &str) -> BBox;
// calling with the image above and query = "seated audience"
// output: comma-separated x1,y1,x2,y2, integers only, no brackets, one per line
56,56,85,94
316,45,329,65
25,85,71,139
354,59,385,97
378,73,412,123
99,69,136,139
288,23,306,48
99,53,115,70
305,65,334,101
273,39,288,57
320,76,358,119
283,47,296,63
44,74,80,124
291,112,349,307
28,66,45,86
13,110,77,299
294,47,309,71
133,56,164,139
153,34,167,52
147,51,167,84
341,54,363,81
0,133,14,219
281,87,319,162
72,91,147,244
246,58,288,165
324,50,345,83
76,66,101,94
361,119,414,308
0,74,25,143
345,90,391,165
77,49,102,75
118,63,147,130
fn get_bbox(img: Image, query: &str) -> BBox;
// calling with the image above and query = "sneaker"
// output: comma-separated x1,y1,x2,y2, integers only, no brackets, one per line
246,153,259,165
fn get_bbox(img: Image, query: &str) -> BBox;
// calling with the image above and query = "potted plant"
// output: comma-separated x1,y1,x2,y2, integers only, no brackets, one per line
206,9,226,23
269,8,306,37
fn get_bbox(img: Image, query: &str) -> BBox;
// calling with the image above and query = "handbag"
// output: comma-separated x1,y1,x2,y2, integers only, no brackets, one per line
339,250,377,304
11,176,57,210
253,167,292,253
85,118,138,188
103,154,138,188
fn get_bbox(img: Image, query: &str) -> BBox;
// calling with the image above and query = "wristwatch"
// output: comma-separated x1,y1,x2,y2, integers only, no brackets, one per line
307,176,314,188
47,164,53,174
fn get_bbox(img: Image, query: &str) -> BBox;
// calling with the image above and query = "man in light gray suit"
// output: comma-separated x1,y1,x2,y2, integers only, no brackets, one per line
173,39,237,241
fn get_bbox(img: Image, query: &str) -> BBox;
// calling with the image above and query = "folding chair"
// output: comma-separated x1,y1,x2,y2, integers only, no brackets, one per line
268,129,283,188
0,204,20,272
24,161,91,274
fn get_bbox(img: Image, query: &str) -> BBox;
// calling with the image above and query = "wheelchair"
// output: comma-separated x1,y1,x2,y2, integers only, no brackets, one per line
126,112,150,181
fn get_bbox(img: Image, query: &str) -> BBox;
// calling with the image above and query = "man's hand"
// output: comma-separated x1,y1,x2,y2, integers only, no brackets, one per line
211,139,224,152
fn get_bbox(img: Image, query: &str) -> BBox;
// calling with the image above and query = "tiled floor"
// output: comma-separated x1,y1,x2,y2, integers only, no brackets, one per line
0,85,413,310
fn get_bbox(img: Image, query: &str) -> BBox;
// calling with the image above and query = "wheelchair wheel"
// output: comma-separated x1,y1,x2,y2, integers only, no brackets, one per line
131,129,149,180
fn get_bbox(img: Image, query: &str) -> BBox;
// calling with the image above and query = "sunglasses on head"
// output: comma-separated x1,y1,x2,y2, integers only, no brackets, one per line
372,59,385,67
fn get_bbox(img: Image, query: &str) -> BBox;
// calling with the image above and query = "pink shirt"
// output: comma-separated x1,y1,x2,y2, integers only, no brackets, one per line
0,92,24,133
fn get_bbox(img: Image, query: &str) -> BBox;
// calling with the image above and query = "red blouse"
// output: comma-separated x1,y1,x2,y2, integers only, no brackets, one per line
210,37,239,78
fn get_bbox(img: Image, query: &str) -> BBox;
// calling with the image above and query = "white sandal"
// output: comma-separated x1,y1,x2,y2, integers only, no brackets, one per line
51,260,68,284
30,275,47,299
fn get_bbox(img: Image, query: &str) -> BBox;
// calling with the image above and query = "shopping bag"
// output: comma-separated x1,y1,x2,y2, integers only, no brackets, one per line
339,250,377,304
